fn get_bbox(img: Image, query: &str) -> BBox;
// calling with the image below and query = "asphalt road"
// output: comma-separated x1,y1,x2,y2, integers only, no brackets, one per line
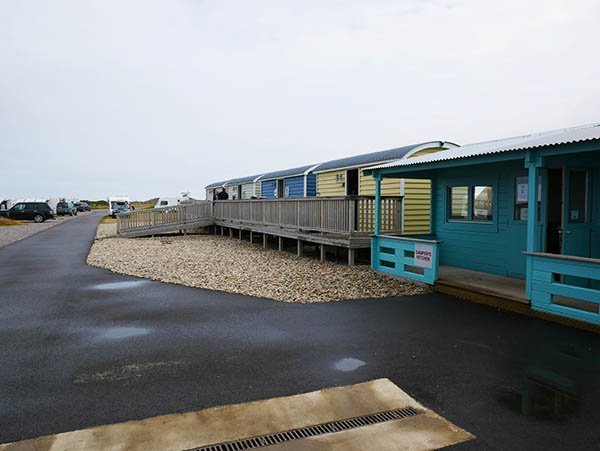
1,212,599,450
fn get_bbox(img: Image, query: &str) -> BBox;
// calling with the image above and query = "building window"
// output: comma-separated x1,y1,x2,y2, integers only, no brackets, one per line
473,186,493,221
514,176,542,221
449,186,469,220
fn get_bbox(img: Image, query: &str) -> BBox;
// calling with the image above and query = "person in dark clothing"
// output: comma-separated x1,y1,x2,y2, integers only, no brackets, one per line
217,188,229,200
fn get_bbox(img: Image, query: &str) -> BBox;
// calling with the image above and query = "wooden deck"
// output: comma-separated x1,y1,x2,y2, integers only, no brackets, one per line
116,197,402,260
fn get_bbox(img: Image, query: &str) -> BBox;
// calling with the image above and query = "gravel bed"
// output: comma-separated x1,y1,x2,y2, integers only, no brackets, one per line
87,234,429,303
95,223,117,239
0,212,92,248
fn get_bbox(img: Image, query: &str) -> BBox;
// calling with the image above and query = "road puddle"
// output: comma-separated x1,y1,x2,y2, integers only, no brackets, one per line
335,358,366,372
89,280,148,290
99,327,150,340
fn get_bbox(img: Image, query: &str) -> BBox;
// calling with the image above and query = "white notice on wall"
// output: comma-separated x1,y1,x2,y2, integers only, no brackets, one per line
517,183,528,203
414,243,433,269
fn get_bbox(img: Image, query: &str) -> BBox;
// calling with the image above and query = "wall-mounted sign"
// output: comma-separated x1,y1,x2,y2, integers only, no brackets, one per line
414,243,433,269
516,183,528,203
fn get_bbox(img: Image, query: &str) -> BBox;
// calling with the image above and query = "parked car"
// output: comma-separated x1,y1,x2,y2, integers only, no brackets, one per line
111,202,130,218
0,202,55,223
56,202,78,216
74,202,91,212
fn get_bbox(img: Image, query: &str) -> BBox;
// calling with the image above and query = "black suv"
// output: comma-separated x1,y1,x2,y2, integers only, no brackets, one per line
0,202,56,223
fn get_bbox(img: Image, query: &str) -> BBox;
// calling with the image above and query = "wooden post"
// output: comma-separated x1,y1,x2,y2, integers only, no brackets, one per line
263,234,268,248
297,240,303,257
525,150,542,300
250,231,253,244
229,228,233,238
348,248,356,266
239,229,242,240
220,226,224,236
320,244,326,263
278,236,283,251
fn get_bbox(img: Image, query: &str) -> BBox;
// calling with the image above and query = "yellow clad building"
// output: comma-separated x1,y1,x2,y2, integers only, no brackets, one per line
315,141,458,234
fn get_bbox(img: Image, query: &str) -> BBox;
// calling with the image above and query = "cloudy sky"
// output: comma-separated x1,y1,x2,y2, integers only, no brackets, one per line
1,0,598,200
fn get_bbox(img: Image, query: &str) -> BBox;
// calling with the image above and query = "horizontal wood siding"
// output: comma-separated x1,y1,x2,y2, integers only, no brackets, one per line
284,175,305,198
261,180,276,198
226,185,239,199
306,173,317,196
432,161,529,277
317,170,345,197
254,181,261,199
360,176,401,196
241,183,256,199
403,179,431,234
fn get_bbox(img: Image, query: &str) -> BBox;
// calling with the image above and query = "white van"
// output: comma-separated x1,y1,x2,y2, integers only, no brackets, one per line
154,192,192,208
107,196,130,216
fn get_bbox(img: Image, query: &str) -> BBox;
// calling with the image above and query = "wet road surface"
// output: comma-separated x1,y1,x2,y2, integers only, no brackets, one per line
1,212,599,450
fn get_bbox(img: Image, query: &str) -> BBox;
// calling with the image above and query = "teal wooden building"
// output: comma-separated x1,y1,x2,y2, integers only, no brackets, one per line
365,123,600,326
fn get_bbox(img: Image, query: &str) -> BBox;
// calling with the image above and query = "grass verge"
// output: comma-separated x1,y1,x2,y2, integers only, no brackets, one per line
0,217,23,226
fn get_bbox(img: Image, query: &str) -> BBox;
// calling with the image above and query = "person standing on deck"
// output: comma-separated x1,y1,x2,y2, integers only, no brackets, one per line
217,188,229,200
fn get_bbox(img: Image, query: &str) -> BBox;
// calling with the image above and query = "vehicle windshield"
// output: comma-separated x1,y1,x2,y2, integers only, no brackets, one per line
57,203,68,207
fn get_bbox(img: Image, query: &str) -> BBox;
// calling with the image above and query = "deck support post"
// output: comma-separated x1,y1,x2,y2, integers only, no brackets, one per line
278,236,283,252
220,226,224,236
297,240,303,257
239,229,242,240
229,228,233,238
263,234,268,249
374,173,382,236
348,248,356,266
250,231,253,244
320,244,326,263
525,151,542,300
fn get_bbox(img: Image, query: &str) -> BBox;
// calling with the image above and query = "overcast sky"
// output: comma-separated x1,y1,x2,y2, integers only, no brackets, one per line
1,0,598,200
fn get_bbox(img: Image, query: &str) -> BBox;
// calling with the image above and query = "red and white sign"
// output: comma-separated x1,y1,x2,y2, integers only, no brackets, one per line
414,243,433,269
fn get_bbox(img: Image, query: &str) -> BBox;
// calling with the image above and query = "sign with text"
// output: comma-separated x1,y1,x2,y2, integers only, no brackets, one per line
414,243,433,269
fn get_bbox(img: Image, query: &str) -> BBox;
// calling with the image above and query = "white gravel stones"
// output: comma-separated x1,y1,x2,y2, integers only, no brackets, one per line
87,234,429,303
95,223,117,239
0,212,92,248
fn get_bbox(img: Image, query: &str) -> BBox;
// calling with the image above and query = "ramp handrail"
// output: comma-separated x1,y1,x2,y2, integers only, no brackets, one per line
116,196,402,236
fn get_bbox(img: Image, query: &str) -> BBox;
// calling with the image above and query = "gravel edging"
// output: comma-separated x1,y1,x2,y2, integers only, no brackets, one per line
87,233,429,303
0,212,93,249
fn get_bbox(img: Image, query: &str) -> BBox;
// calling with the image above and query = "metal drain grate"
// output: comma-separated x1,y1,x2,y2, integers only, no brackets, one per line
189,406,421,451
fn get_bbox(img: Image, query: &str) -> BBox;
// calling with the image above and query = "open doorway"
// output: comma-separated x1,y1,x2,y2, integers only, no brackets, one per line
346,168,359,196
277,179,285,198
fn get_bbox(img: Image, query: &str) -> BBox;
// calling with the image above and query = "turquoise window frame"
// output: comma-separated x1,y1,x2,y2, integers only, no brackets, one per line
443,177,499,232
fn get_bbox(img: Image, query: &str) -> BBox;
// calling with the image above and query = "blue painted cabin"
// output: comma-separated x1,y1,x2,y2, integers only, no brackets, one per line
260,164,320,199
365,123,600,326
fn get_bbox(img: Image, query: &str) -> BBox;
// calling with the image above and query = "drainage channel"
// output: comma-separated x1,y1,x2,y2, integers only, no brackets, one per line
188,406,421,451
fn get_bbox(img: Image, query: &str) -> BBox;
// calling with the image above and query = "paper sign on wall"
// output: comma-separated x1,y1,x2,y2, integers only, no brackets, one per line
414,243,433,269
517,183,528,203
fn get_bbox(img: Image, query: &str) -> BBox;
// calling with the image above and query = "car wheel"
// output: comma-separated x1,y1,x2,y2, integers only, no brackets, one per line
33,214,44,223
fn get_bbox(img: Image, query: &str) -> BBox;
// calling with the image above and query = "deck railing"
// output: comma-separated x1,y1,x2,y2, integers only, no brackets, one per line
116,201,213,235
525,252,600,325
213,196,402,235
371,235,441,284
116,196,402,236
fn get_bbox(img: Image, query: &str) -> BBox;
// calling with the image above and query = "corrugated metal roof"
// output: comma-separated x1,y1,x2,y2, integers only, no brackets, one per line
223,174,263,186
367,123,600,172
314,141,454,172
205,180,228,189
260,164,319,181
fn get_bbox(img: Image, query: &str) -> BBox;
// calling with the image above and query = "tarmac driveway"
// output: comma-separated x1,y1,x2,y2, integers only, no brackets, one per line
1,212,599,450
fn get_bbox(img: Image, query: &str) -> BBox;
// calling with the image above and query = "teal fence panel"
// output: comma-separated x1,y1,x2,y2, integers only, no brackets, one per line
526,253,600,325
371,236,440,285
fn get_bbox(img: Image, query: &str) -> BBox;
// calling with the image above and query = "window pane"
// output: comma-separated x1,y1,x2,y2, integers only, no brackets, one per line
449,186,468,219
568,171,587,223
473,186,493,220
514,176,528,220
